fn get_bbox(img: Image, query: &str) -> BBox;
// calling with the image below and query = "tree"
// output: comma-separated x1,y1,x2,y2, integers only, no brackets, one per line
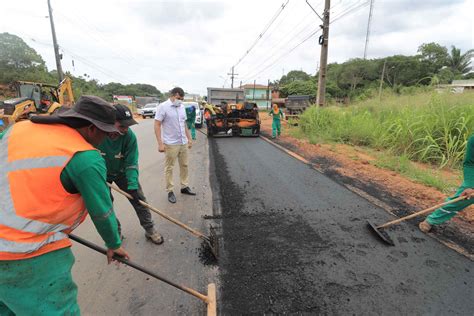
417,42,448,74
436,67,455,84
279,79,316,98
0,33,45,69
0,33,55,84
446,46,474,76
279,70,311,86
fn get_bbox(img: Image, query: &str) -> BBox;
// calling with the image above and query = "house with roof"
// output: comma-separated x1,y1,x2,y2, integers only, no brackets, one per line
241,83,270,108
438,79,474,93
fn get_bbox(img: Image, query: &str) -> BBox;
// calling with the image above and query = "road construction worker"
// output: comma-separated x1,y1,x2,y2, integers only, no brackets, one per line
185,104,197,140
419,134,474,232
0,96,129,315
269,103,284,138
98,104,164,244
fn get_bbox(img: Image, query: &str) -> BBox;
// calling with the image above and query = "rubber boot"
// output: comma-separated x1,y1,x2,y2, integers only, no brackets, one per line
419,220,432,233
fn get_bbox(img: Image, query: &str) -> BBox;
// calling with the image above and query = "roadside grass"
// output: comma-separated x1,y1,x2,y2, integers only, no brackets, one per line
372,153,461,193
299,91,474,169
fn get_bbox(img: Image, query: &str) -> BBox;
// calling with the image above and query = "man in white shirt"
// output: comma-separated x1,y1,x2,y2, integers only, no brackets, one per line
154,87,195,203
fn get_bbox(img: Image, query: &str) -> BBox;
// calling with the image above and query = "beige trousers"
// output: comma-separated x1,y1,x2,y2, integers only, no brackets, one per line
164,144,189,192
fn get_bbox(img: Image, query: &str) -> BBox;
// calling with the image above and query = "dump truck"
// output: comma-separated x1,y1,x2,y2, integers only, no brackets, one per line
207,87,244,106
285,95,311,116
204,101,260,137
0,77,74,130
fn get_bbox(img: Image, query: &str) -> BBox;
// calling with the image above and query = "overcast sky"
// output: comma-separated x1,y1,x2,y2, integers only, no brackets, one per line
1,0,472,95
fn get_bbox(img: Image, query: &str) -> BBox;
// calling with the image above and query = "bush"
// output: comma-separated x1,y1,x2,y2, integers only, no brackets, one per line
299,91,474,168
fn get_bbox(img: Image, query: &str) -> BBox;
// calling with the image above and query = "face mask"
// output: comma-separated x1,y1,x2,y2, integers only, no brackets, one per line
173,99,182,106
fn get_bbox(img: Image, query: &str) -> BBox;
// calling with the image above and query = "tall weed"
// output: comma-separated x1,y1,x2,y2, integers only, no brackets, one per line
299,91,474,168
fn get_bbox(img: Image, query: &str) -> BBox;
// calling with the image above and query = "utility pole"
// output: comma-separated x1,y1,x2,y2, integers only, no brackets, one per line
267,79,270,110
227,66,238,89
363,0,375,59
316,0,330,106
253,80,256,100
378,60,386,101
47,0,64,83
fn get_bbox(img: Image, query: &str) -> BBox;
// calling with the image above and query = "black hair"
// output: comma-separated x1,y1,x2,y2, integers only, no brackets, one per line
170,87,184,97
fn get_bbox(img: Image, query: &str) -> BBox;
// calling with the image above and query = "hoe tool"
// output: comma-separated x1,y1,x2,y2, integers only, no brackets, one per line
108,183,219,259
69,234,217,316
367,195,467,246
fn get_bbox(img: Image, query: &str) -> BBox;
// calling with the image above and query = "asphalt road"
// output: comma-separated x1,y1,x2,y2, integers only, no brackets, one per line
210,137,474,315
72,119,216,315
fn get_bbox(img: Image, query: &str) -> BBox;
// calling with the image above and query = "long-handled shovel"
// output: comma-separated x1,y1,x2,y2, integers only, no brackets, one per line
367,195,467,246
69,234,217,316
108,183,219,259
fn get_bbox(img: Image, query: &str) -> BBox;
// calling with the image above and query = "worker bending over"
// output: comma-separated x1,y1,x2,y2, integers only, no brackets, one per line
269,103,284,138
419,134,474,232
98,104,164,244
0,96,129,315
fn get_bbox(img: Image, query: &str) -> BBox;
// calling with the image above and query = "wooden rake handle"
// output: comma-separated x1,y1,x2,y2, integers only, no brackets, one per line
107,183,207,240
68,234,210,303
377,195,468,229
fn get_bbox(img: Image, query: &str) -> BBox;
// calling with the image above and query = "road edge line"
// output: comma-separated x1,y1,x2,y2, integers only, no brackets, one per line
260,135,473,261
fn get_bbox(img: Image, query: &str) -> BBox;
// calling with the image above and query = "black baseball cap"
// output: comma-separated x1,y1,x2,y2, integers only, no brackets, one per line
114,104,138,127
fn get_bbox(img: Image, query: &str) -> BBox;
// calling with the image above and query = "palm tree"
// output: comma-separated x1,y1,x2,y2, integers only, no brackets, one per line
446,46,474,75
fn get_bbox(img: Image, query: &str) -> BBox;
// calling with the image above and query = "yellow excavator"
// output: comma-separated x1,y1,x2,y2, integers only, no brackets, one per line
0,77,74,130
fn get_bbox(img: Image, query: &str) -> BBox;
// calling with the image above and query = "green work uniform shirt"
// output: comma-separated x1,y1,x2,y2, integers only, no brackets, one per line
0,127,121,250
269,109,284,121
97,129,139,190
463,134,474,186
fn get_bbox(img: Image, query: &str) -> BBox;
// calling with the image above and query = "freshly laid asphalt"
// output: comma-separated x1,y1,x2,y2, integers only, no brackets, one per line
210,136,473,315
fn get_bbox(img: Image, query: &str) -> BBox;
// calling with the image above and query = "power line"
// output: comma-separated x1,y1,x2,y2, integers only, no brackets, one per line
238,9,316,77
239,10,325,81
28,36,129,83
239,13,320,80
243,28,322,82
332,0,370,22
241,0,371,82
61,47,130,83
54,11,139,67
237,0,326,76
239,0,367,81
232,0,290,69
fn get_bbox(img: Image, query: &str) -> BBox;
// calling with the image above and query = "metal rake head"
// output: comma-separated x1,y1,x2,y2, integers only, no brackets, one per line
208,224,219,259
367,221,395,246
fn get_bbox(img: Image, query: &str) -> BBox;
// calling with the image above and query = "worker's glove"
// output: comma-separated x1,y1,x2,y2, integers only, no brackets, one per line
129,190,141,203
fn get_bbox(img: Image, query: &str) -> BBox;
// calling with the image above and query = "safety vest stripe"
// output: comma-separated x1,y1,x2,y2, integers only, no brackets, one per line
0,129,70,234
4,156,69,173
0,232,67,254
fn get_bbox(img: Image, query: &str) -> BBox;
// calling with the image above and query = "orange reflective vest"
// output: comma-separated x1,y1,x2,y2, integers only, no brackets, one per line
0,121,94,260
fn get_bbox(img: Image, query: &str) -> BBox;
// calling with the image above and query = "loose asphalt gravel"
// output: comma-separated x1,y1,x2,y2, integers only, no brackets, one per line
210,136,474,315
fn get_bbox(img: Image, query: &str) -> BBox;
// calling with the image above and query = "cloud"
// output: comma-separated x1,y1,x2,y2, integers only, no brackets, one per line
129,0,227,27
1,0,472,95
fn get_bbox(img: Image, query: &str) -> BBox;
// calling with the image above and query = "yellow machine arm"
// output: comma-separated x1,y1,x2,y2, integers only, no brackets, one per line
56,77,74,106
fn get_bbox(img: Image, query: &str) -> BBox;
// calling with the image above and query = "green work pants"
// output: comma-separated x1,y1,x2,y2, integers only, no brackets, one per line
186,121,196,140
272,119,281,138
426,183,474,225
0,247,80,316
